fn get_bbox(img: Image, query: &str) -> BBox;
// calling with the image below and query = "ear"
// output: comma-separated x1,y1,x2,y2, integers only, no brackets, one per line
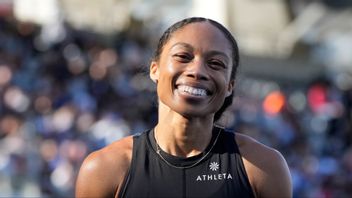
150,61,159,83
226,80,235,97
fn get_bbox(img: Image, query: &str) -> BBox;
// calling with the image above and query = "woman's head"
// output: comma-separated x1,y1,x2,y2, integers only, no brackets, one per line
150,17,240,121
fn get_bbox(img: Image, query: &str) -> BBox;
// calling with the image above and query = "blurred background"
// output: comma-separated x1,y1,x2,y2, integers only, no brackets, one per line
0,0,352,197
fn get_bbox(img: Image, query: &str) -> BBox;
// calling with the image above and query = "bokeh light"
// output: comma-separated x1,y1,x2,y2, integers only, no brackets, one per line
0,65,12,87
3,86,30,113
263,90,286,116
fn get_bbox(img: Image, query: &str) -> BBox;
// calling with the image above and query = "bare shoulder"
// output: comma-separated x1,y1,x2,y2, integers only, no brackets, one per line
235,133,292,198
75,135,133,198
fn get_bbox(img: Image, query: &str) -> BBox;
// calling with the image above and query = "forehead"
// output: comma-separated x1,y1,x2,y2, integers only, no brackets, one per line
165,22,232,54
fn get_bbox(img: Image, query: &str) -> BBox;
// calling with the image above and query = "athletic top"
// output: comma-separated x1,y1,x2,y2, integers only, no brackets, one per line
118,126,255,198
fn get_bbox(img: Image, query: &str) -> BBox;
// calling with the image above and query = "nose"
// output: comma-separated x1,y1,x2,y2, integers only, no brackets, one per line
185,59,209,81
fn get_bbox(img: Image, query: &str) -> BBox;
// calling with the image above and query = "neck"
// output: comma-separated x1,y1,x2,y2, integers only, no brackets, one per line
155,104,215,158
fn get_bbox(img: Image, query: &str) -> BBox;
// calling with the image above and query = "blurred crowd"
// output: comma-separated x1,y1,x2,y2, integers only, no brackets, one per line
0,15,352,197
0,15,157,196
230,76,352,198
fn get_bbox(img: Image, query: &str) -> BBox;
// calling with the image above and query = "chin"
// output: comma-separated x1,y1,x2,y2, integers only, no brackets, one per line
175,107,216,120
159,97,221,119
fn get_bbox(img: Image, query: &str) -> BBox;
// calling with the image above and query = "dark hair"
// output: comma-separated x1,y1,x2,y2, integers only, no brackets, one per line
153,17,240,121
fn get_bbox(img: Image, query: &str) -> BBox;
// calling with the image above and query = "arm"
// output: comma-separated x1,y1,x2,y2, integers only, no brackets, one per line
237,134,292,198
75,137,132,198
252,149,292,198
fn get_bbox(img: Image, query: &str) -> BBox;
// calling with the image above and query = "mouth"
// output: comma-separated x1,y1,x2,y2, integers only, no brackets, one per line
176,85,211,97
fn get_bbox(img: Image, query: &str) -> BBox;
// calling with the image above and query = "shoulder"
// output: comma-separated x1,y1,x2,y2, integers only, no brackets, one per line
235,133,292,198
75,135,134,197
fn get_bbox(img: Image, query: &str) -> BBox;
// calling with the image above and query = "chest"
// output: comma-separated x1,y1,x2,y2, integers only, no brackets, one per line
121,151,251,198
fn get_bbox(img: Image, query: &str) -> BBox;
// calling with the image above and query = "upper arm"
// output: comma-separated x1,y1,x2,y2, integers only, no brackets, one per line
75,137,132,198
254,149,292,198
237,134,292,198
75,151,117,198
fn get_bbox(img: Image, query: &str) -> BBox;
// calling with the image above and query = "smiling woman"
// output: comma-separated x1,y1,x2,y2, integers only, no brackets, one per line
75,17,292,198
150,21,234,121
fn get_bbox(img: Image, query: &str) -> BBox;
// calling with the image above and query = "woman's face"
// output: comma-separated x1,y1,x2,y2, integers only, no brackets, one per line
150,22,234,119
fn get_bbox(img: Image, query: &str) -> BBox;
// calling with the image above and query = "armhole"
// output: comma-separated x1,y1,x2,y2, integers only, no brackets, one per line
116,135,139,198
233,132,256,198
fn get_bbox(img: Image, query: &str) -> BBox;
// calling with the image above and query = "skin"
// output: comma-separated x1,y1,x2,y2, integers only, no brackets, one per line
75,22,292,198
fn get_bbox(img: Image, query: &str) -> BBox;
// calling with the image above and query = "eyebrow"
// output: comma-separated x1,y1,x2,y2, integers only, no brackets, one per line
170,42,230,61
170,42,194,51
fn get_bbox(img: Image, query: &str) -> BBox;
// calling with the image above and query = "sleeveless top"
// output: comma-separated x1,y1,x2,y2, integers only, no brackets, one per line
118,127,255,198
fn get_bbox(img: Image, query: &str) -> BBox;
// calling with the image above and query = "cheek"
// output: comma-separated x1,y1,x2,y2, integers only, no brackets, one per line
156,63,176,94
159,61,181,84
164,60,180,75
215,73,229,90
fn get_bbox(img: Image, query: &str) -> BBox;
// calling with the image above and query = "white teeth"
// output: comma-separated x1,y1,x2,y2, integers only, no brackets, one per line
178,85,207,96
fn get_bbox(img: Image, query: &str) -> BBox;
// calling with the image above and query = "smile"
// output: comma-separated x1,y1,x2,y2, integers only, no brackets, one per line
177,85,208,96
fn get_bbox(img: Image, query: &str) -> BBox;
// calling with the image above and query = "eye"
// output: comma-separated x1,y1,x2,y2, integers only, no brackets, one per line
173,53,193,63
208,59,226,69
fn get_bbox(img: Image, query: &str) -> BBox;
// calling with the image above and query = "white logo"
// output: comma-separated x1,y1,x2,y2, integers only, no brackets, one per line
209,162,219,171
195,161,233,182
196,173,233,181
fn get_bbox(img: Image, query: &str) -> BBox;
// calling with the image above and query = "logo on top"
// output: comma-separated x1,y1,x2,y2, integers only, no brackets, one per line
196,161,233,181
209,162,219,171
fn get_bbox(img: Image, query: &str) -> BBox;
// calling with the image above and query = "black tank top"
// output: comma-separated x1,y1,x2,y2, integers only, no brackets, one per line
118,127,255,198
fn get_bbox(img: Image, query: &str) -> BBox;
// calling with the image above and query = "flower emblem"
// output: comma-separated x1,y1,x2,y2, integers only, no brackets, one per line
209,162,219,171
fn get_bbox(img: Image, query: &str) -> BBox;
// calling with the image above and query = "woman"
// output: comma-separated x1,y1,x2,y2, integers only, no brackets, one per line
75,17,292,198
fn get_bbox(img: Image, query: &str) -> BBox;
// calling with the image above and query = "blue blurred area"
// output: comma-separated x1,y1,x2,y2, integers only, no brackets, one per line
0,12,352,198
0,15,157,197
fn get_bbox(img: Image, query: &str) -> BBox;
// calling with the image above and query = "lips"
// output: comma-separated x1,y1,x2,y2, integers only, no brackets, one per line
175,84,212,97
178,85,207,96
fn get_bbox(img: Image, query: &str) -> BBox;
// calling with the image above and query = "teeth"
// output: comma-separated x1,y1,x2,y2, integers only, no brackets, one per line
178,85,207,96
